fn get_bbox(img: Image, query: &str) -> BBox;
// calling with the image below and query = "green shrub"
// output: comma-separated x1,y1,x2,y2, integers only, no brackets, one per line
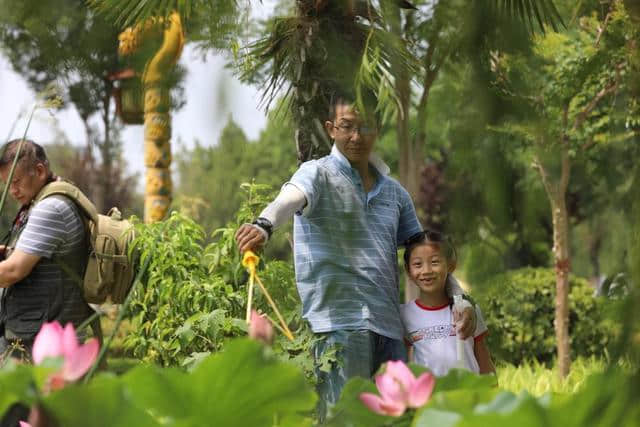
476,267,611,366
123,211,247,366
122,183,335,385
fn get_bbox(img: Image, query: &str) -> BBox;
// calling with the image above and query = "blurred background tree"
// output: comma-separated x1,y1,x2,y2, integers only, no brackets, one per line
0,0,166,214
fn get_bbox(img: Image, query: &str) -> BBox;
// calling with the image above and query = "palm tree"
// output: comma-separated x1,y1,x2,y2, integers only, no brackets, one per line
90,0,565,165
240,0,420,162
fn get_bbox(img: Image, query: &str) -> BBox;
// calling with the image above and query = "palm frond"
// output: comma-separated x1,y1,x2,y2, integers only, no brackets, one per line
355,25,420,120
87,0,223,28
492,0,565,33
240,9,417,108
235,0,422,160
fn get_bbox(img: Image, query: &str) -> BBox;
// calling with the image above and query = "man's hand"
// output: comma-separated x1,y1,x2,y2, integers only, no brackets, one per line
235,224,267,253
453,306,477,340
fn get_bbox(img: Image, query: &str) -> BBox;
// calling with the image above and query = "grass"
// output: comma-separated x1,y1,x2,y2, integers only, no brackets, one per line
496,356,608,396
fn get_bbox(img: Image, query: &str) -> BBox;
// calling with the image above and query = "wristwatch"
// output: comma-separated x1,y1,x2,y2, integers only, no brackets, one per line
252,217,273,240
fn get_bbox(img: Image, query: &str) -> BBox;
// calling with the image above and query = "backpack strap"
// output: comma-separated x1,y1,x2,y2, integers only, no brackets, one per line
34,181,99,225
34,182,105,337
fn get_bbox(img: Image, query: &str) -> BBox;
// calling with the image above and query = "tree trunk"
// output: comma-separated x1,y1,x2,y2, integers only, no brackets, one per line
387,9,421,304
551,191,571,378
400,36,443,302
535,148,572,378
397,70,421,303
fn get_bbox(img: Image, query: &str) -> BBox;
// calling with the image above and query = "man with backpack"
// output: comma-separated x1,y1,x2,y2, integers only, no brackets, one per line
0,139,93,358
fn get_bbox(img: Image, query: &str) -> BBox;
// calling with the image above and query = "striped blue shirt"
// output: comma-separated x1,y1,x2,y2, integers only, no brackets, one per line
288,145,421,340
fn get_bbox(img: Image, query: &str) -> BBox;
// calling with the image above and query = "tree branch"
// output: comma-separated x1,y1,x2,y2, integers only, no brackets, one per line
572,69,621,131
415,41,450,142
532,150,556,200
595,5,613,47
420,40,437,101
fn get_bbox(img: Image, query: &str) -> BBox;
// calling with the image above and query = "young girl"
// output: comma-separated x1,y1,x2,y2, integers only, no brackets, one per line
400,230,495,376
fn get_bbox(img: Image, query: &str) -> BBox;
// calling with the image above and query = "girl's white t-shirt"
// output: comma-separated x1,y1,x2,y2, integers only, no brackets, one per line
400,300,488,376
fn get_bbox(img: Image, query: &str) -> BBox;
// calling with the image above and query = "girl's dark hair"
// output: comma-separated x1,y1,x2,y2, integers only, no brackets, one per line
403,230,457,266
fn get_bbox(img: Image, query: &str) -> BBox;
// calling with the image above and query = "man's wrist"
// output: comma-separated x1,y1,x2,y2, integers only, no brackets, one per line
252,217,273,240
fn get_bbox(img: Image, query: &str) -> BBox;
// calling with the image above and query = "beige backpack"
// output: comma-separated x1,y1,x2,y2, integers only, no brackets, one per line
35,181,136,304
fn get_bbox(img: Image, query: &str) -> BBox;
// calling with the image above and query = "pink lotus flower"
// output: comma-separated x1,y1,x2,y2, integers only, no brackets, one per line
32,321,99,390
248,310,274,345
19,422,32,427
360,360,435,416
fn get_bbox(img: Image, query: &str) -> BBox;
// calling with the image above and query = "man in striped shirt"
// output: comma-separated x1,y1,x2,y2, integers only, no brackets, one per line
0,139,91,359
236,92,475,418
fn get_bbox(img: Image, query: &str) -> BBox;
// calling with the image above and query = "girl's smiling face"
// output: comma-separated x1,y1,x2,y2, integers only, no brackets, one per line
408,243,455,297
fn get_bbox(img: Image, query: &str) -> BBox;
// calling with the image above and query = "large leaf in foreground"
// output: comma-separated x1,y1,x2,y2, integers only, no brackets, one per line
44,375,160,427
124,338,316,426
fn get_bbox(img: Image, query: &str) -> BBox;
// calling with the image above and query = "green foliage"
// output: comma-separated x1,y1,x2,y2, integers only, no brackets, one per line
326,366,497,427
490,0,565,33
123,182,333,387
1,339,317,426
492,4,638,152
413,65,552,281
0,0,119,118
496,356,607,396
477,268,611,365
329,361,640,427
5,350,637,427
124,184,264,366
88,0,247,44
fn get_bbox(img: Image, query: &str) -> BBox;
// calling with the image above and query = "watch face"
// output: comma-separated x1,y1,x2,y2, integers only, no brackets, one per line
257,218,272,228
253,218,273,237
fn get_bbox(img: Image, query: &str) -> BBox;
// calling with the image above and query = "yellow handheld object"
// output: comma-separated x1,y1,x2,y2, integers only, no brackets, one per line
242,250,294,341
243,251,258,323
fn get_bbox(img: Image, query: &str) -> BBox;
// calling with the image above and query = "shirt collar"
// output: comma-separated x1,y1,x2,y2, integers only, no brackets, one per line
330,144,390,176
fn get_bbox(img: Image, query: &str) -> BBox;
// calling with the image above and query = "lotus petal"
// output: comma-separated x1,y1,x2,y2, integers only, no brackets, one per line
32,322,64,364
62,338,99,382
375,372,405,403
407,372,435,408
61,323,79,357
384,360,416,389
359,393,387,415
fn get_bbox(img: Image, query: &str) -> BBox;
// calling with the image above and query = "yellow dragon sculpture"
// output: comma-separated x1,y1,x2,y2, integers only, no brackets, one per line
117,12,184,223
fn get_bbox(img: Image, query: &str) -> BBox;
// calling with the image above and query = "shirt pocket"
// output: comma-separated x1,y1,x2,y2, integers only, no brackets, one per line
325,174,361,215
367,197,399,240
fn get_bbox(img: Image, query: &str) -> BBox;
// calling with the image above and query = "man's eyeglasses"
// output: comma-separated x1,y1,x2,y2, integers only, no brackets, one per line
332,122,377,137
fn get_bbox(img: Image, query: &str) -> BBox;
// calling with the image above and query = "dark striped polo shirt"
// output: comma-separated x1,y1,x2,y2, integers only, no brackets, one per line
15,195,90,329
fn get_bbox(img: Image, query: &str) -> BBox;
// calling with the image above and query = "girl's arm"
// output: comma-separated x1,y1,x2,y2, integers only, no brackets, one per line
406,344,414,363
473,336,495,374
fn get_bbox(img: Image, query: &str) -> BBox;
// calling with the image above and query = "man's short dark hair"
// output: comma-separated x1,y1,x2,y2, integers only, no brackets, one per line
0,139,50,171
328,87,379,124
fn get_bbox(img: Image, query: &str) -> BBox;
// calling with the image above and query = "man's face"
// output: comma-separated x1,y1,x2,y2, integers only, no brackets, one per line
0,162,46,206
326,103,377,165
